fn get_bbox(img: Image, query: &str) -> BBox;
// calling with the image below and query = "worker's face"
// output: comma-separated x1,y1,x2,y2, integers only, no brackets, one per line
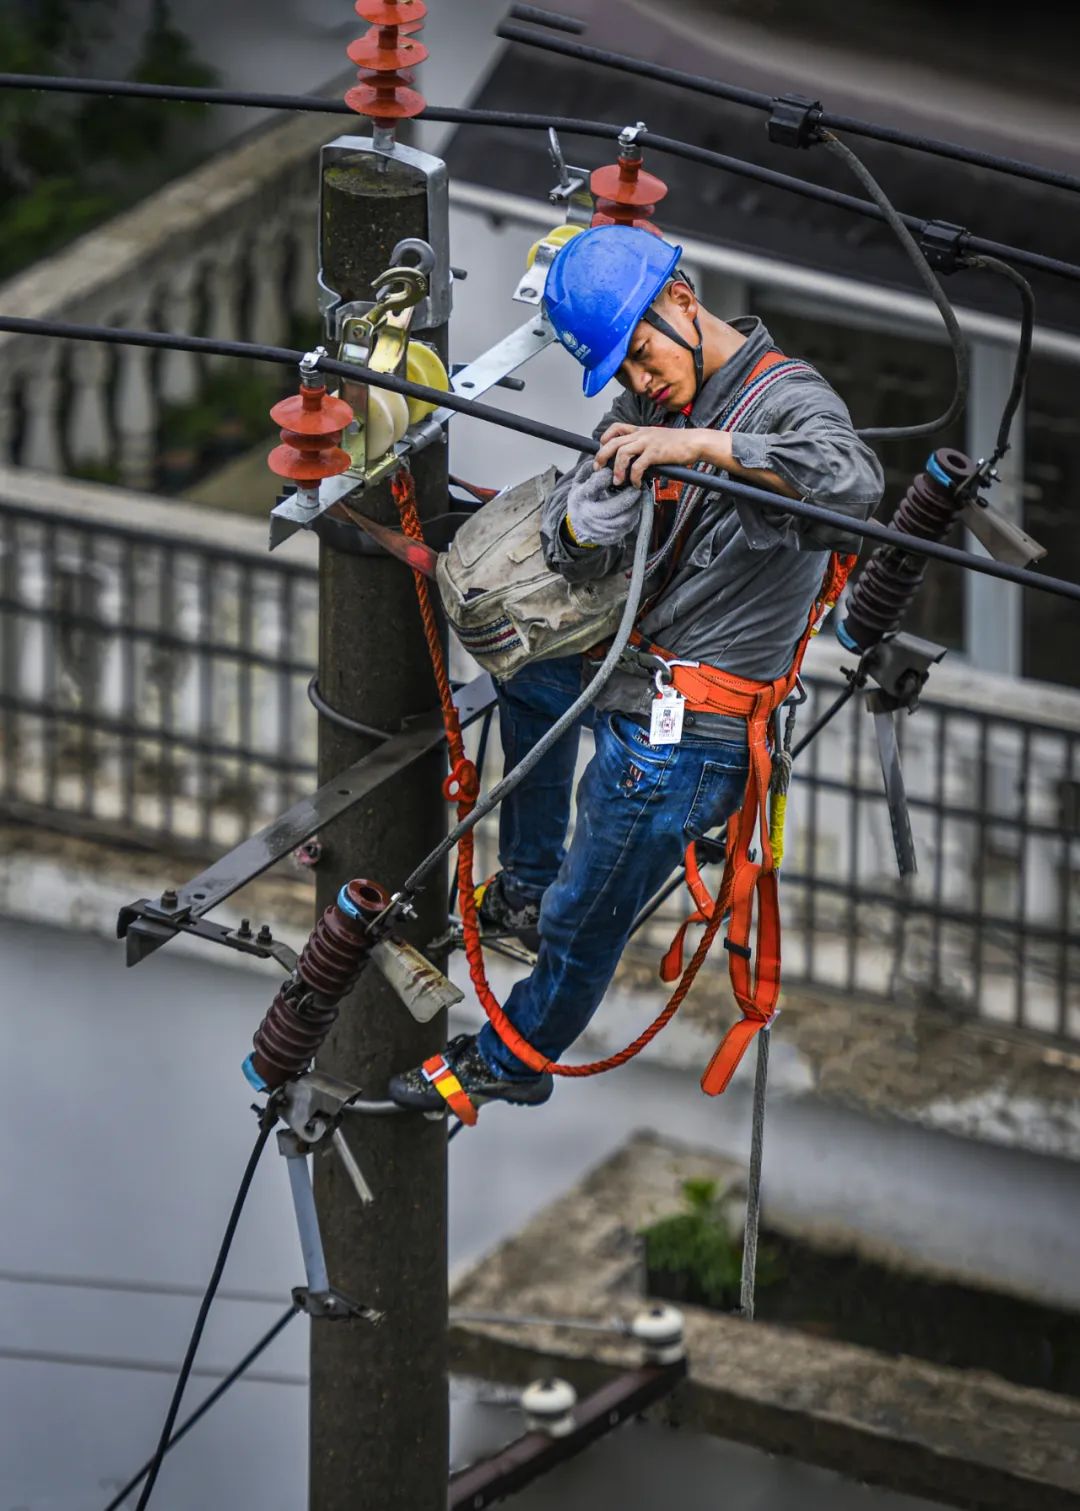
615,281,698,411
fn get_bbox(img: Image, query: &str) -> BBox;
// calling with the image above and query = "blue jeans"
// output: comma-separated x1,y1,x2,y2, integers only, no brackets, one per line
477,655,750,1081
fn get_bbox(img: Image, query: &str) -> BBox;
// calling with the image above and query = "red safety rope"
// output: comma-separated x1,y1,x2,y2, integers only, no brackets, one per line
391,467,723,1079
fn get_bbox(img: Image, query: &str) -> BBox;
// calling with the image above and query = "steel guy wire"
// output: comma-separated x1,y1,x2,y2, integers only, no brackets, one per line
1,314,1076,606
0,74,1076,285
496,21,1080,198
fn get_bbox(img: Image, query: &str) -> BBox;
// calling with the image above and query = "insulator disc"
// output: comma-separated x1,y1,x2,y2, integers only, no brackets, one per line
270,389,354,434
592,208,663,235
347,30,428,69
268,442,352,482
355,0,427,23
345,80,427,119
590,163,669,207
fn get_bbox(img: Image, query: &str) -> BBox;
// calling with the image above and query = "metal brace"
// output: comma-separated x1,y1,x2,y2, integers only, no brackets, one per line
276,1072,382,1322
545,127,593,226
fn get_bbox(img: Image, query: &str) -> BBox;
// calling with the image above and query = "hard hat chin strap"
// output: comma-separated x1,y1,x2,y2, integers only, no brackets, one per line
642,308,705,393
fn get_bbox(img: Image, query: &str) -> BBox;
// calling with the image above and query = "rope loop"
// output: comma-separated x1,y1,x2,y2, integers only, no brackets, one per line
443,757,479,805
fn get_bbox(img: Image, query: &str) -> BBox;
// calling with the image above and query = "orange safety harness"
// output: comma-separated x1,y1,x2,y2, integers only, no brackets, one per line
391,349,854,1121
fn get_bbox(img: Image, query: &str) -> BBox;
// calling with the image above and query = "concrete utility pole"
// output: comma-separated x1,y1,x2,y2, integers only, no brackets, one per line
310,146,450,1510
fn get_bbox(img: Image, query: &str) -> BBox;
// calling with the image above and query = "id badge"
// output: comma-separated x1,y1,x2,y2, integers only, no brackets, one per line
649,685,685,745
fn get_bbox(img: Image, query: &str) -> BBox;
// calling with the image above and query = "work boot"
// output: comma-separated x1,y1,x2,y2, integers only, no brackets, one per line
475,872,542,951
388,1032,553,1116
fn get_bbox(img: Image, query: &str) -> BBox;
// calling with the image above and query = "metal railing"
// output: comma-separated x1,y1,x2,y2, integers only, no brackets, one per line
0,487,318,854
1,485,1076,1043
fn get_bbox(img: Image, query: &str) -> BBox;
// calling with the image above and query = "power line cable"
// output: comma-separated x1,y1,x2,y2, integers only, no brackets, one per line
496,21,1080,198
1,313,1076,606
101,1306,299,1511
961,254,1036,464
133,1111,275,1511
0,74,1076,285
820,130,968,440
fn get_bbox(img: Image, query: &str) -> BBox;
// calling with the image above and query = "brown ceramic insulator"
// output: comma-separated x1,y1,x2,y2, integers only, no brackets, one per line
250,987,342,1090
842,448,977,653
248,877,392,1088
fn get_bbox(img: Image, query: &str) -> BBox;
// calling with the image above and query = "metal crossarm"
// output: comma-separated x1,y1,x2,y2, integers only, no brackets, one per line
116,673,496,967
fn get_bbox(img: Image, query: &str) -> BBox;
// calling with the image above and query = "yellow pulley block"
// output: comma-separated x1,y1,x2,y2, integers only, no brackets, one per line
404,341,450,425
366,388,410,462
525,223,583,270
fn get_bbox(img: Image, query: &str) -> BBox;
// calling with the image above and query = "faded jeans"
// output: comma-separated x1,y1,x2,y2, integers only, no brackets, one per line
476,655,749,1081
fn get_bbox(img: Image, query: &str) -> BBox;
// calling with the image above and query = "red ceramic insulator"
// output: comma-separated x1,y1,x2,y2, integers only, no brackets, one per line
345,0,428,126
268,382,353,484
591,149,669,232
355,0,427,23
347,28,428,71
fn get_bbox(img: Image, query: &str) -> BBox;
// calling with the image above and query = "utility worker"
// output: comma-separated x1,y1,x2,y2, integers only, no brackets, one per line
390,224,883,1115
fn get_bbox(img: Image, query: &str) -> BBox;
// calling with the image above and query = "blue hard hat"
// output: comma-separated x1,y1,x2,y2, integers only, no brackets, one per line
543,225,683,397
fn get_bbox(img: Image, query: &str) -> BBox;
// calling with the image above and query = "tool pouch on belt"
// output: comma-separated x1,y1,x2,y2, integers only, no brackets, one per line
435,467,630,680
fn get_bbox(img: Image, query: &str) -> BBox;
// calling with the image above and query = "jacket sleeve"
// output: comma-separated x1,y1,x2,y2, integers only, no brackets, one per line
727,372,885,551
540,390,646,583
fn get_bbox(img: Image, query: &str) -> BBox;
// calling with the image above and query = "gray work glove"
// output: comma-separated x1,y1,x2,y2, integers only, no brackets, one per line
564,465,648,547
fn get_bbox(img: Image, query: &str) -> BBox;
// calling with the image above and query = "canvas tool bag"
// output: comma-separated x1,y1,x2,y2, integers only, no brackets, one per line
435,467,630,680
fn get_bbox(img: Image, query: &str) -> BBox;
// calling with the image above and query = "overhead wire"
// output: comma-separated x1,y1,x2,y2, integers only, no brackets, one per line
961,254,1036,464
495,21,1080,198
1,315,1076,604
100,1307,299,1511
0,74,1077,285
819,131,968,440
133,1111,275,1511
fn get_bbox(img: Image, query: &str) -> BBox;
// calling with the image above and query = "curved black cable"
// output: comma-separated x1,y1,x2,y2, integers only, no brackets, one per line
496,22,1080,198
0,74,1076,285
133,1112,275,1510
307,674,392,742
962,254,1036,465
0,313,1077,604
102,1304,298,1511
820,131,968,441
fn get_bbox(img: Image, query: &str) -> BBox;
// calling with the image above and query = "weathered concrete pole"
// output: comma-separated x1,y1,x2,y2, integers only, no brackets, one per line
310,143,450,1511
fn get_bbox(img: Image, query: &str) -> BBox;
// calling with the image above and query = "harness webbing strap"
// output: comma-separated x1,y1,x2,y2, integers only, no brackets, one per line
422,1054,478,1126
654,546,856,1095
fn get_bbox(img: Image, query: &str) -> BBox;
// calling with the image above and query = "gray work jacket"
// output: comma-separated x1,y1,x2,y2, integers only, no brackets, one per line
539,317,885,740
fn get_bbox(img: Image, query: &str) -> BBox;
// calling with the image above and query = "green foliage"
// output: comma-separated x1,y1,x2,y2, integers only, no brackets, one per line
0,0,219,280
641,1178,782,1310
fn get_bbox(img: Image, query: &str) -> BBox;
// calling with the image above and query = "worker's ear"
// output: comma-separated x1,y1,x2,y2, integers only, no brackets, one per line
666,278,699,321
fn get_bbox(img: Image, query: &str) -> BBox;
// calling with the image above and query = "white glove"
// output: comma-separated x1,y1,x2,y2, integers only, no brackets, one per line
564,465,647,547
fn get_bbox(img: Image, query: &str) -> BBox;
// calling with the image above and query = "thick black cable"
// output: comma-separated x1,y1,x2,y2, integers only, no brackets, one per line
307,674,392,742
496,22,1080,198
962,255,1036,464
507,3,587,32
102,1304,298,1511
820,131,968,440
133,1113,274,1511
1,314,1078,605
0,74,1076,284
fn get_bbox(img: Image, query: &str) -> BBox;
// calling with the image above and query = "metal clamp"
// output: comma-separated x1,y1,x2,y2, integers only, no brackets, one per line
546,127,593,226
317,135,452,335
767,94,823,149
918,219,969,275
